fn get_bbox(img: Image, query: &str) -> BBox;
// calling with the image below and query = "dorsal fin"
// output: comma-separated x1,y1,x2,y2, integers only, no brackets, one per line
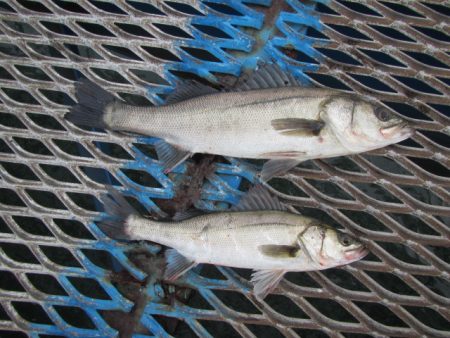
165,81,218,105
232,63,301,91
231,185,286,212
165,64,300,104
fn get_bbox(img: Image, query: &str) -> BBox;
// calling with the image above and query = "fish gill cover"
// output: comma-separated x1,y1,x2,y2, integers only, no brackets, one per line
0,0,449,337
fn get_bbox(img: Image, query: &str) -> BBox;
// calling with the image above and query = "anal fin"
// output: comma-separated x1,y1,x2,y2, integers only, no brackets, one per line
154,140,192,173
251,269,286,299
164,249,196,281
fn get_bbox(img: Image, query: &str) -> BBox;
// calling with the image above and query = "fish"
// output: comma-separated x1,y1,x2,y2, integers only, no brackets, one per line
65,64,413,181
98,186,368,299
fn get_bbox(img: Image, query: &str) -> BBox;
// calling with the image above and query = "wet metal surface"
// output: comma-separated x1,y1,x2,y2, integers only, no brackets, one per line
0,0,448,337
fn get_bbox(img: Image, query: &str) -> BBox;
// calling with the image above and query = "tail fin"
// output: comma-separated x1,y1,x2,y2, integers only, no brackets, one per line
65,79,116,128
98,187,138,240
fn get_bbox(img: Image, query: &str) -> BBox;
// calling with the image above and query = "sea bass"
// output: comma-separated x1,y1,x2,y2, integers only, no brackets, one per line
65,65,413,180
99,187,368,299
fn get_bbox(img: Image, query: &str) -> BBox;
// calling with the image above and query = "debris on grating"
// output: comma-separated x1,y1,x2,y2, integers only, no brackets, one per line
155,154,216,217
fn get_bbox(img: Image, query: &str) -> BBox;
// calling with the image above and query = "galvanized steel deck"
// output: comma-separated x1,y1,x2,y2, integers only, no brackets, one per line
0,0,448,337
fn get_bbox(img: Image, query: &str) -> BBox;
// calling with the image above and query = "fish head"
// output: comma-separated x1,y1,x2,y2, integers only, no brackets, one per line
298,225,368,267
321,96,414,152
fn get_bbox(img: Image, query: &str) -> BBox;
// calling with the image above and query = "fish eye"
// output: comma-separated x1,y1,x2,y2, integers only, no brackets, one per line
337,232,353,247
375,108,393,122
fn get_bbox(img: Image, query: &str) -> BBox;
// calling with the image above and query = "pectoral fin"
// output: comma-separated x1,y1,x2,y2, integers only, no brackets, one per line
258,245,300,258
272,118,324,136
259,151,305,158
164,249,197,281
251,269,286,299
154,140,192,173
260,159,302,182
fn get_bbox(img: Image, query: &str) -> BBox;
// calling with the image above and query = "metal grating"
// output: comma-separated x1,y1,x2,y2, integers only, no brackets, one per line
0,0,448,337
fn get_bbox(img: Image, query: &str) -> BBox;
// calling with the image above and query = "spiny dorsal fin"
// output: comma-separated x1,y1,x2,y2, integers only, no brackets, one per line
251,269,286,299
231,185,286,212
164,64,300,104
165,81,218,105
233,63,301,92
271,118,324,137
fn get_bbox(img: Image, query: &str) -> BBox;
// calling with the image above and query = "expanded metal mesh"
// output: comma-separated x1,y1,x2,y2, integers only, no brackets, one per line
0,0,448,337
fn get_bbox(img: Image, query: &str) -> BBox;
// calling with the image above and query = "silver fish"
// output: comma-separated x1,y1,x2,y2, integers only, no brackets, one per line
99,186,368,299
66,65,413,180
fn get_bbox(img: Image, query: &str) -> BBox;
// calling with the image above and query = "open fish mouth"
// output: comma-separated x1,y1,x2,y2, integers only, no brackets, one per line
380,122,414,139
344,246,369,262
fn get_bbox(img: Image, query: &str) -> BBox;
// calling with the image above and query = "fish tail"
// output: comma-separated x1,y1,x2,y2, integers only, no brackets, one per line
65,79,116,129
98,187,139,241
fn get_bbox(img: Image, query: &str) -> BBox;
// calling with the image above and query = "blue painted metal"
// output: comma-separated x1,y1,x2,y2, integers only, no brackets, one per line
32,1,327,336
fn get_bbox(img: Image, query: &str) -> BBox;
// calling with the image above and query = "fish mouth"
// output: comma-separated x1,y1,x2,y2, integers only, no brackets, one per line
344,246,369,262
380,122,414,140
